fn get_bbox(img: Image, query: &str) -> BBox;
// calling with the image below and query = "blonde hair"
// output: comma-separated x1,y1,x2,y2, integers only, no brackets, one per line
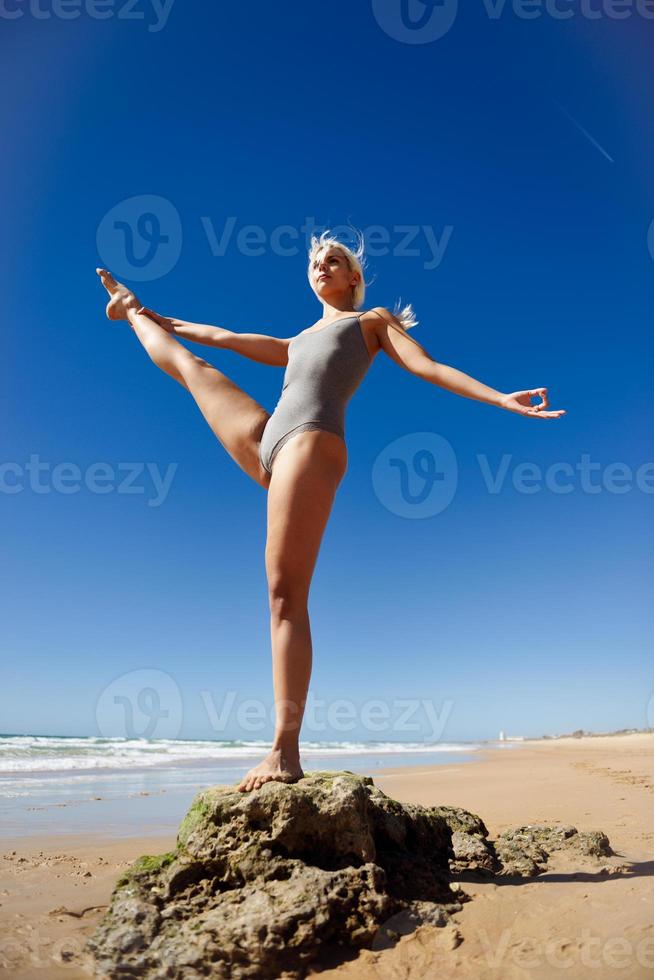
307,228,419,332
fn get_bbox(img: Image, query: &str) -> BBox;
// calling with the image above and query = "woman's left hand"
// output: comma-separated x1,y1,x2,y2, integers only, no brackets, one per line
500,388,567,419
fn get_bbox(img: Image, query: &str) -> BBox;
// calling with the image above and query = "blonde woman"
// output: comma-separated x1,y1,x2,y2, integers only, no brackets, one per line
96,229,565,793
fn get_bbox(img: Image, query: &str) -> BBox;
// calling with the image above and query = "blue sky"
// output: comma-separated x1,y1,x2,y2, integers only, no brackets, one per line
2,1,653,744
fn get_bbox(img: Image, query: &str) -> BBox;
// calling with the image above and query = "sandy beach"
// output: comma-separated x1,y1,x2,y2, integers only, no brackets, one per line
1,732,652,979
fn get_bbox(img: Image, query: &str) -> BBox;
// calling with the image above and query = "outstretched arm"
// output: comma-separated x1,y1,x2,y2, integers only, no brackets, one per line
368,308,566,419
137,308,290,367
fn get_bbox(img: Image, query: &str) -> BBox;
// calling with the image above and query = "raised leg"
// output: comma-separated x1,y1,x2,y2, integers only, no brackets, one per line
237,429,348,791
97,269,272,487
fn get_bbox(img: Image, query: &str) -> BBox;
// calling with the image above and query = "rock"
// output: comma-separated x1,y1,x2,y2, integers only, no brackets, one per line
85,772,462,980
430,805,499,875
572,830,613,858
494,829,548,876
494,824,613,876
449,830,499,875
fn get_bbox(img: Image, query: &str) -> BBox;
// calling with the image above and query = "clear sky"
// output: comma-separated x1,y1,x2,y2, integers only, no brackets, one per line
2,2,653,744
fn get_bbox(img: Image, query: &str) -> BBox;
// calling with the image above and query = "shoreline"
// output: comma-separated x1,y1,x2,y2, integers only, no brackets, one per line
0,747,482,780
2,727,648,779
0,745,483,842
1,729,651,844
5,728,649,850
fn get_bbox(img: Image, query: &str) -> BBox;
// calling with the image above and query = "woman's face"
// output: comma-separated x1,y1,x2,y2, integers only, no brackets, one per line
310,248,359,304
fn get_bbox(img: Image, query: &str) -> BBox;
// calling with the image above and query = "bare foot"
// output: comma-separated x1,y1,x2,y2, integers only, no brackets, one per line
236,748,304,793
96,268,142,321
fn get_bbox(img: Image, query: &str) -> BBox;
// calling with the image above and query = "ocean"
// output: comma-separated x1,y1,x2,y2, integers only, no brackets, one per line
0,733,489,839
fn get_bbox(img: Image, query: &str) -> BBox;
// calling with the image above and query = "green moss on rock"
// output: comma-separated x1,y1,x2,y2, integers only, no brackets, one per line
176,791,214,849
115,849,177,887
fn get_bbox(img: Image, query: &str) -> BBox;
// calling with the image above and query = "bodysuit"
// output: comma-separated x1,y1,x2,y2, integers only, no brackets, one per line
258,314,372,475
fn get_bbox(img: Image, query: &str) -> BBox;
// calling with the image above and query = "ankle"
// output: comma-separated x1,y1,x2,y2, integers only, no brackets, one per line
271,737,300,759
126,303,144,325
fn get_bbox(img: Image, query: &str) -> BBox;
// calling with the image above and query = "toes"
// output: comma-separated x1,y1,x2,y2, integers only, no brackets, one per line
237,772,300,792
96,268,117,291
236,766,303,793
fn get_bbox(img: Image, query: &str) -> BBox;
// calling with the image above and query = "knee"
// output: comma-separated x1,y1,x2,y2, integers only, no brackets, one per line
267,574,309,621
177,351,214,386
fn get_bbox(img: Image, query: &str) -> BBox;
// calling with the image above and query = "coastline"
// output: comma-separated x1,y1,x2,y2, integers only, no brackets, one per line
2,731,653,979
0,740,483,841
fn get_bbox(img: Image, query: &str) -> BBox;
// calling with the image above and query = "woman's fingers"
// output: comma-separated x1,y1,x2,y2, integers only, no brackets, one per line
505,388,565,418
528,387,549,410
140,307,170,327
526,408,566,418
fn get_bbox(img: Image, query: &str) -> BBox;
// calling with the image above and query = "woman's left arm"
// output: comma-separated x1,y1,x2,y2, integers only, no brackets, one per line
366,308,567,419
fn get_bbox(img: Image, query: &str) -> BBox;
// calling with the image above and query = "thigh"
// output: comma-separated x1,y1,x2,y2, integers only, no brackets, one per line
179,352,273,488
265,431,348,595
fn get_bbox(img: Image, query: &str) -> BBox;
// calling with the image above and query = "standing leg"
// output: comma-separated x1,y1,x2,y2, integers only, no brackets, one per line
237,429,348,792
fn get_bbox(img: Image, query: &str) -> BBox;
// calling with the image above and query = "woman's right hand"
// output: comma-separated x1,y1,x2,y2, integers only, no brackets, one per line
138,307,178,334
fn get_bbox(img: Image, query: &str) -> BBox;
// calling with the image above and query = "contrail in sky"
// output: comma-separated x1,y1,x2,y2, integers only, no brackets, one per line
553,100,615,164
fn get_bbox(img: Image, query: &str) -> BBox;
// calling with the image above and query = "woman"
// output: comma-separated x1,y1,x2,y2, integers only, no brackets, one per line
96,229,566,793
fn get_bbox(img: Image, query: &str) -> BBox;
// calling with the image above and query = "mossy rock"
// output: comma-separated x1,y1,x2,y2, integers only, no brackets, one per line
86,771,458,979
86,773,613,978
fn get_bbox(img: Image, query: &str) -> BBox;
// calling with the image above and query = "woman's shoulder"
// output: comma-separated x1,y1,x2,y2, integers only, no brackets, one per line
362,306,404,319
360,307,402,328
358,309,399,358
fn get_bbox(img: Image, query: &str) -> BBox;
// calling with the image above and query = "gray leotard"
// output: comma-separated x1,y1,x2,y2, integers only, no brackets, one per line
258,314,372,474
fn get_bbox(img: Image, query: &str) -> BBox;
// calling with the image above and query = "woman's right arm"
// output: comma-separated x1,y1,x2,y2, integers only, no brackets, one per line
138,308,290,366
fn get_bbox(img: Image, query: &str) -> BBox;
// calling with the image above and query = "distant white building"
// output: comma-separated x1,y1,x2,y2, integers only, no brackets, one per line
498,731,525,742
